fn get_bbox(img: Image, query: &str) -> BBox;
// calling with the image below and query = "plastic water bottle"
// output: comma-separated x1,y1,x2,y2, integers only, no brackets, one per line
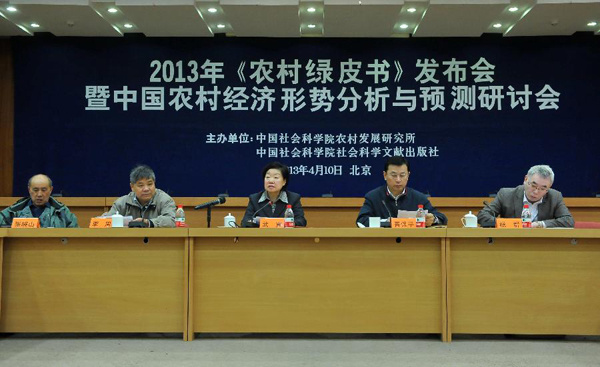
521,204,532,228
284,204,295,228
175,205,186,227
416,204,426,228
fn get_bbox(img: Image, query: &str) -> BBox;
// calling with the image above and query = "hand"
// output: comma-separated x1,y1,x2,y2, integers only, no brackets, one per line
531,221,543,228
426,213,435,227
132,218,150,227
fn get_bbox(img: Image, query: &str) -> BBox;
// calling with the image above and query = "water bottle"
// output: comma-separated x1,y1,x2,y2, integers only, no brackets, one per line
416,204,426,228
521,204,532,228
175,205,186,227
284,204,295,228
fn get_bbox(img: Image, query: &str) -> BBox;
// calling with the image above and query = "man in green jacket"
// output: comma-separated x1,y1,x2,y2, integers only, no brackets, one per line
0,174,79,228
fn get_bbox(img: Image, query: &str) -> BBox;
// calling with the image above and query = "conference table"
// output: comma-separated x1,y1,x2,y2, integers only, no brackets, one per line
1,227,599,342
0,228,190,338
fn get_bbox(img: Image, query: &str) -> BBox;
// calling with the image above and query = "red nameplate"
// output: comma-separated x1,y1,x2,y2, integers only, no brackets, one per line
260,218,285,228
11,218,40,228
89,218,113,228
391,218,418,229
495,218,523,229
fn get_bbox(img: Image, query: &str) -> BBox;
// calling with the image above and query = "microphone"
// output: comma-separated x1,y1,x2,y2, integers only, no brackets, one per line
480,200,496,228
194,196,226,210
482,200,496,213
247,201,272,225
381,200,394,219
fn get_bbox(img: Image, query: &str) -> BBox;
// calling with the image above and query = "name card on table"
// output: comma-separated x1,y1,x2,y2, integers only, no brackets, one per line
495,218,522,229
391,218,417,229
11,218,40,228
89,217,113,228
260,218,285,228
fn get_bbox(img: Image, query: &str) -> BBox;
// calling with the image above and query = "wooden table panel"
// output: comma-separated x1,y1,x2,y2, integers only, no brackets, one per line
448,229,600,336
0,231,186,333
191,229,444,334
0,234,3,321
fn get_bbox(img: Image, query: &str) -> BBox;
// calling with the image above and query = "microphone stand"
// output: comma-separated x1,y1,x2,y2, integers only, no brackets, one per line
195,204,217,228
195,197,227,228
207,205,212,228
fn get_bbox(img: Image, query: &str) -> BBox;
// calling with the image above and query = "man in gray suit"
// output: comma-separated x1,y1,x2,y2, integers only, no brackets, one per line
477,165,574,228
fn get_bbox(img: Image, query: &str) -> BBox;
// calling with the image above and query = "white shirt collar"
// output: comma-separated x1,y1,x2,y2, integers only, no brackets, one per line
523,192,543,206
387,186,406,201
259,190,288,204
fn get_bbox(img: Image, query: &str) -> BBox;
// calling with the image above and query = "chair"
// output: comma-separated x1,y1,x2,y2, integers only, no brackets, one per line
574,221,600,229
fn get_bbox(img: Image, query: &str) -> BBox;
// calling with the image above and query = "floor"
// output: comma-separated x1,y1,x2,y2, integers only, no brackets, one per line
0,333,598,367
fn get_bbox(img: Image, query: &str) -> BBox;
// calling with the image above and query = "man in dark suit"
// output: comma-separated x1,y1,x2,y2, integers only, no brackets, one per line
477,165,574,228
356,156,447,227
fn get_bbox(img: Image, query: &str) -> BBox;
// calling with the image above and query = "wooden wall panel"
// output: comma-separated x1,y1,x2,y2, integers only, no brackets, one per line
0,39,14,197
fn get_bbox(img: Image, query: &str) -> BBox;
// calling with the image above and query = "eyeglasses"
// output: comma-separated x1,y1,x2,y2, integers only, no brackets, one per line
389,173,409,180
527,181,549,193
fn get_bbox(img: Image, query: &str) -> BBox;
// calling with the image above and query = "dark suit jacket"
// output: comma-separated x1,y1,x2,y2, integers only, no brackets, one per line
241,190,307,227
477,185,574,228
356,185,448,227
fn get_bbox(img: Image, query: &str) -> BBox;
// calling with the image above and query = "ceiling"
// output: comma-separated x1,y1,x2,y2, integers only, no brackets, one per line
0,0,598,38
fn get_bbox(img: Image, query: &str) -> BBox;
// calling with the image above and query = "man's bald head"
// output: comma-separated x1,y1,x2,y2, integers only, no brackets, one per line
28,174,53,188
28,174,53,207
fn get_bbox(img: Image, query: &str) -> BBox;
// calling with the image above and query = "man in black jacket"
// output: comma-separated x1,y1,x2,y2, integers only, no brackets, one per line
356,156,447,227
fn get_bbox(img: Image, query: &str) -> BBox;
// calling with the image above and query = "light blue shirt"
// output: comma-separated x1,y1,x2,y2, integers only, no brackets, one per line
523,193,545,227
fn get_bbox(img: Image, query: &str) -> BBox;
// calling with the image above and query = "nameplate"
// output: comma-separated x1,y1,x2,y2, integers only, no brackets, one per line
495,218,522,229
391,218,417,229
259,218,285,228
89,218,113,228
11,218,40,228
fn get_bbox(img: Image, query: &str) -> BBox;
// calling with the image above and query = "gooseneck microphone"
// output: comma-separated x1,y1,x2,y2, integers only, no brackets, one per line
247,201,272,225
482,200,498,215
381,200,394,219
481,200,497,228
253,201,272,217
194,196,226,210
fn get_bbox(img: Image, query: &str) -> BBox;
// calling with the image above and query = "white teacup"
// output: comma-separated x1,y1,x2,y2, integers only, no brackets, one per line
368,217,381,228
111,212,124,228
461,211,477,228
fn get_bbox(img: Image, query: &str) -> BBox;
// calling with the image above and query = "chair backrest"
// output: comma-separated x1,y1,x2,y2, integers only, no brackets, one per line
574,221,600,229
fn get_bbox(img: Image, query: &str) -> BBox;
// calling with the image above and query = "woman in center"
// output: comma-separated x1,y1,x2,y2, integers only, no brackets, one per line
242,161,307,227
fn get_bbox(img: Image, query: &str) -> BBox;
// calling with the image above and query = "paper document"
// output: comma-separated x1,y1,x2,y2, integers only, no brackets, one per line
98,215,134,226
397,210,427,218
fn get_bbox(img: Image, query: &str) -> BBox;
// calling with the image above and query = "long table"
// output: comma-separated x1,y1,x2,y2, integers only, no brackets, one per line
1,228,600,342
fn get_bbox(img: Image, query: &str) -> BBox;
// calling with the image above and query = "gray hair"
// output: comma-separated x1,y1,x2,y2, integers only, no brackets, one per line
527,165,554,184
28,174,53,187
130,165,156,184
